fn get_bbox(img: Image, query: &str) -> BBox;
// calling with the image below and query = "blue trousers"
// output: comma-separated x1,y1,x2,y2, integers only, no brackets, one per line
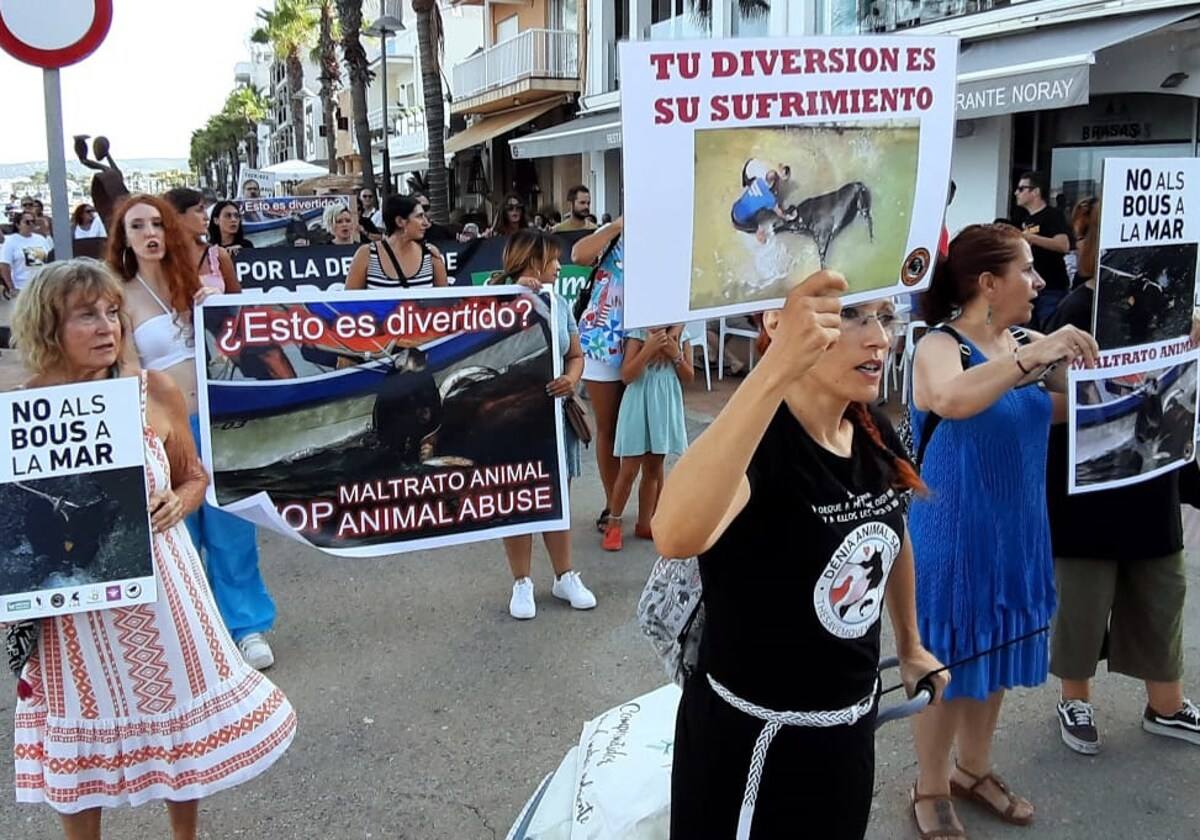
187,414,276,641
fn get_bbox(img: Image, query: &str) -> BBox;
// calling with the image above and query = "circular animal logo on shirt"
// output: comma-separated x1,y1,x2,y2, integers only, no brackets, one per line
813,522,901,639
901,248,931,287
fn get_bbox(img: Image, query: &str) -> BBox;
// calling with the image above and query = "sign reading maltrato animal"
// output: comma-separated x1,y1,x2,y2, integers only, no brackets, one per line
194,287,570,556
0,377,156,620
618,37,958,328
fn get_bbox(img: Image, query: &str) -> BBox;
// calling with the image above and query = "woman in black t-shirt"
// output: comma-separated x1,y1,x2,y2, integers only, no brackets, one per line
654,272,949,840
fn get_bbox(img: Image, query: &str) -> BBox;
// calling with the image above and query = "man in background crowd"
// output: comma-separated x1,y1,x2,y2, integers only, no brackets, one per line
553,186,597,233
1014,171,1073,329
0,211,51,299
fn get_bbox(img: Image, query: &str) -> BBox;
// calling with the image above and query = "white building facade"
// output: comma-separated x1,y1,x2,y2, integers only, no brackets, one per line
511,0,1200,224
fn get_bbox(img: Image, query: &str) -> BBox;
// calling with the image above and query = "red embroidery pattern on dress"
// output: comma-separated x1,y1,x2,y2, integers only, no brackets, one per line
113,606,177,715
22,645,45,708
88,612,130,719
42,623,66,718
61,619,99,720
164,532,231,680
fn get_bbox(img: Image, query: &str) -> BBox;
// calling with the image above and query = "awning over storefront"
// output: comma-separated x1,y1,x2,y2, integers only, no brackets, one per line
444,99,564,155
509,111,622,160
956,6,1200,119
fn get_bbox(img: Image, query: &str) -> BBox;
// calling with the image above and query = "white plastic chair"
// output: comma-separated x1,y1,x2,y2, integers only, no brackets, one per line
718,317,759,381
684,320,711,392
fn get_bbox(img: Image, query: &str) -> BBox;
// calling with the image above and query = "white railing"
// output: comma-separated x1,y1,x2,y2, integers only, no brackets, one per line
394,128,427,157
368,105,405,133
847,0,1018,33
452,29,579,102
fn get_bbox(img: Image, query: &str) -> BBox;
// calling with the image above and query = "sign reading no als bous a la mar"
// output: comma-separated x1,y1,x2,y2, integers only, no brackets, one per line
0,0,111,68
194,286,571,558
0,377,156,620
618,37,958,330
231,229,595,307
1065,157,1200,496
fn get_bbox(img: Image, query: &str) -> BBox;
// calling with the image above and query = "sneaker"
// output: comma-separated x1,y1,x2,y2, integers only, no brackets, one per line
1143,698,1200,745
552,571,597,610
1057,699,1100,755
509,577,536,620
238,633,275,671
601,517,623,552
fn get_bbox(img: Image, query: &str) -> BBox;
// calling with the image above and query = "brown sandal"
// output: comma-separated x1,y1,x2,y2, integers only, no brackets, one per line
910,784,968,839
949,762,1034,826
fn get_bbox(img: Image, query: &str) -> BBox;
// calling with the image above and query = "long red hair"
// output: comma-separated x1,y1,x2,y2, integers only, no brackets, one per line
757,328,927,495
105,193,200,316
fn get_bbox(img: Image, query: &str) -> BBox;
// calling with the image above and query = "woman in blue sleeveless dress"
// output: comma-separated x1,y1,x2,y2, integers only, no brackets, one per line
907,224,1099,839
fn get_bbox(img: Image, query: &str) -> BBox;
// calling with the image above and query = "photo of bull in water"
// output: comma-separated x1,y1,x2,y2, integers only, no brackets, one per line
0,469,152,600
691,123,920,308
1095,243,1197,350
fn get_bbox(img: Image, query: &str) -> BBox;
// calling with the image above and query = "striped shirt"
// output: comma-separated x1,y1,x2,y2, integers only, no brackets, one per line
366,240,435,289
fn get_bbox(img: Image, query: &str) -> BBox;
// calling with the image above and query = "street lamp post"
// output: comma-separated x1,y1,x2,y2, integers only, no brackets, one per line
366,14,406,199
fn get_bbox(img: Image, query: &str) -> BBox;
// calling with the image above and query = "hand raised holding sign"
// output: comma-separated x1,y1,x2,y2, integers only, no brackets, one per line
759,270,847,382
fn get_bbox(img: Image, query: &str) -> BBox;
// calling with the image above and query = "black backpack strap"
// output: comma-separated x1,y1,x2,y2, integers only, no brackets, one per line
914,325,972,468
377,238,408,287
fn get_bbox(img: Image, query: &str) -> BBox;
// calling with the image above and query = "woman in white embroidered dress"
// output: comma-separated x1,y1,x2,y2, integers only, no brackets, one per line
8,260,296,840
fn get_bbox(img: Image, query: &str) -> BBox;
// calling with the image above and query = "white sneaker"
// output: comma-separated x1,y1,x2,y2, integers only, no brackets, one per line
238,633,275,670
510,577,536,620
552,571,597,610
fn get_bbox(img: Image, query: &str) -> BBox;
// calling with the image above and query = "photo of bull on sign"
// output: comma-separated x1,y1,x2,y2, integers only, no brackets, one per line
692,122,919,308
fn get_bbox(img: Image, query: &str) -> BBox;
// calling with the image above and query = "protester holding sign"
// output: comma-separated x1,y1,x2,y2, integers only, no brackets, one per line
907,224,1098,837
488,230,596,620
8,259,295,836
107,194,280,671
652,272,947,840
345,194,447,291
207,200,254,255
1046,200,1200,753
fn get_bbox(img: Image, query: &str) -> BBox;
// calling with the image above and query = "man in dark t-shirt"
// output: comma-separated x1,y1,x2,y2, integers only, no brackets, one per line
1044,283,1199,755
1015,172,1073,330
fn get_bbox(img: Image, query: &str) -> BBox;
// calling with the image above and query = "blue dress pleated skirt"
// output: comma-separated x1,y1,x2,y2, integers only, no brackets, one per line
613,330,688,458
908,336,1056,701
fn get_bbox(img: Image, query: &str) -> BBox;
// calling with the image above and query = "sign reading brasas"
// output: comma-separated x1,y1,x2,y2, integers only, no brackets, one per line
956,64,1089,120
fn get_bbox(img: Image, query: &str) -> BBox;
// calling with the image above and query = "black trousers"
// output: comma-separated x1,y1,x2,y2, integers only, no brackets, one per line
671,676,876,839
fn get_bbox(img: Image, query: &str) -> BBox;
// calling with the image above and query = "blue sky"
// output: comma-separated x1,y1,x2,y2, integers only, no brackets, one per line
0,1,265,164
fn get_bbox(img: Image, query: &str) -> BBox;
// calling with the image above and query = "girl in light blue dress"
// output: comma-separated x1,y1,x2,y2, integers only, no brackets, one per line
602,326,693,551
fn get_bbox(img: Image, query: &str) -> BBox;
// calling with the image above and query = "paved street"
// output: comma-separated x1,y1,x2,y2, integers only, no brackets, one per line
0,351,1197,839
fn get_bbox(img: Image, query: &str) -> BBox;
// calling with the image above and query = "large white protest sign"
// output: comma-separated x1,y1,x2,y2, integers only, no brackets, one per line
194,286,571,557
0,378,156,619
1094,157,1200,351
1067,336,1199,495
619,37,958,329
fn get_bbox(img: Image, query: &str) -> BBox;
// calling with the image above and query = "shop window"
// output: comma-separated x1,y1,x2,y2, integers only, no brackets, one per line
732,0,770,36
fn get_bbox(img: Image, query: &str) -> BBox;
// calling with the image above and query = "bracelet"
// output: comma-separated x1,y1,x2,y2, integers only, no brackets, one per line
1014,349,1034,376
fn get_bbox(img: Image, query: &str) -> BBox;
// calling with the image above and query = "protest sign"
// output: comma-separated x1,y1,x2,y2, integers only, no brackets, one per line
618,37,959,329
231,229,595,307
236,195,355,248
1067,335,1199,494
0,378,156,620
1095,158,1199,351
238,168,278,198
194,287,570,556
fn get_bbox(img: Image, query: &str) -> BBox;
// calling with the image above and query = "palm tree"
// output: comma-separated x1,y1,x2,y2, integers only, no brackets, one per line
224,86,270,169
313,0,342,173
253,0,319,161
412,0,448,222
336,0,377,193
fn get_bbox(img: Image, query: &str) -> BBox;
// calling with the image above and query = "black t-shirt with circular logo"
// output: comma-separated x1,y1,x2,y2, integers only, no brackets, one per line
697,405,907,712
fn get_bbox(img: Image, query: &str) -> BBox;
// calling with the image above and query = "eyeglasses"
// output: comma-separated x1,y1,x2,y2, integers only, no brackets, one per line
18,219,34,226
506,203,523,211
1015,185,1035,193
840,306,898,337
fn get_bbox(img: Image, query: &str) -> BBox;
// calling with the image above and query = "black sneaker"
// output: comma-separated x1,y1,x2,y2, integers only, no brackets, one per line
1057,699,1100,755
1143,699,1200,745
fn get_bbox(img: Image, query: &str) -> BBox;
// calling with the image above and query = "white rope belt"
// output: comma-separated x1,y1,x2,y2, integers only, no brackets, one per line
707,673,877,840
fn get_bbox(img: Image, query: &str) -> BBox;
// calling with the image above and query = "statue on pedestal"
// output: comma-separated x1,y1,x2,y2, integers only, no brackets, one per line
73,135,129,230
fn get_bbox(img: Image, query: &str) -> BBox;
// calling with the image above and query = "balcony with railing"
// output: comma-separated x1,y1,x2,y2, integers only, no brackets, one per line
451,28,581,114
368,105,405,133
826,0,1014,34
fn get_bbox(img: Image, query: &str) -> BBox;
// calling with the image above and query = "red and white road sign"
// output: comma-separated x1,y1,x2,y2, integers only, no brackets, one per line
0,0,112,68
